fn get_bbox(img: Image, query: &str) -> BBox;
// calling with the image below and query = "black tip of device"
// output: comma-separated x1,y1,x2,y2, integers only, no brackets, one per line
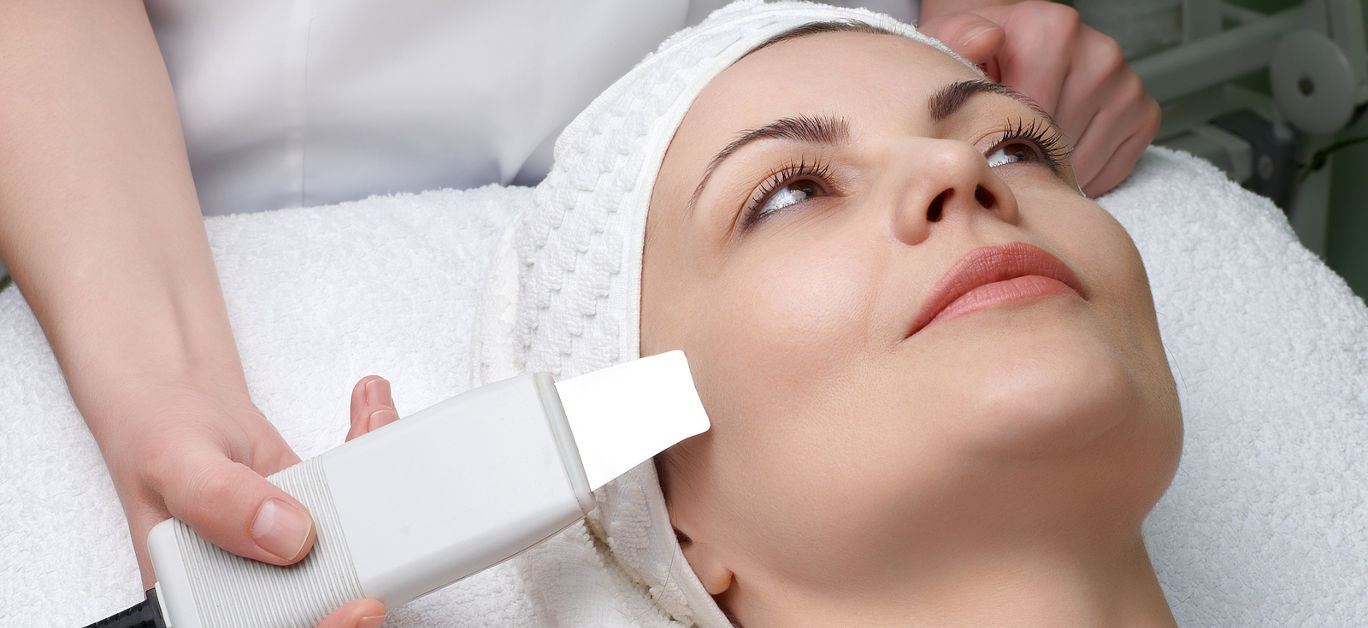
82,588,167,628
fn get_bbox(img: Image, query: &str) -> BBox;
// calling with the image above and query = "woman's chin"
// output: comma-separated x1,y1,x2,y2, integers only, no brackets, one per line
932,308,1172,462
905,314,1182,535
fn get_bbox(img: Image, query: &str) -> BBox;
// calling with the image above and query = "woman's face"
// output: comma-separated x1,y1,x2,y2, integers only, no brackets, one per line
640,31,1180,601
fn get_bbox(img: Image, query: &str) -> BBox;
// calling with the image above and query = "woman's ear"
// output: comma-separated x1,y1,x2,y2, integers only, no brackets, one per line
675,527,735,596
660,443,734,595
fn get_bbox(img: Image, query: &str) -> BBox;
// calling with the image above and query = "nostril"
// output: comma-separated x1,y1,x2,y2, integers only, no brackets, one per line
927,191,946,222
974,185,995,209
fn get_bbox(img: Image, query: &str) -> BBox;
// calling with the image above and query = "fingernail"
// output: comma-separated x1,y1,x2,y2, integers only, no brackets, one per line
364,377,393,408
251,498,312,561
965,22,996,41
367,408,398,432
956,21,1000,54
358,615,386,628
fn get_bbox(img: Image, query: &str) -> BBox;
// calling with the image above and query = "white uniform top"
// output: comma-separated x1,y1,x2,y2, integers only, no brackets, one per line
144,0,917,215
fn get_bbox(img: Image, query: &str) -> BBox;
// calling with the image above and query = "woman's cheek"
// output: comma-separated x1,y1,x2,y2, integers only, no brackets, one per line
720,242,877,367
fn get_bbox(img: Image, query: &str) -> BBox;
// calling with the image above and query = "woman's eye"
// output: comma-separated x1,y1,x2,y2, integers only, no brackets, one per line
741,161,837,231
756,179,825,217
986,141,1042,168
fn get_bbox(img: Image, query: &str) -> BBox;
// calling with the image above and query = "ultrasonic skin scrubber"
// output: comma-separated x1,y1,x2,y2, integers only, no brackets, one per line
99,351,709,628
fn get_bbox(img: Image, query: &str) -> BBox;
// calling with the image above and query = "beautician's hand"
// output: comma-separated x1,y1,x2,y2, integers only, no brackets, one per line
920,0,1161,197
96,382,320,589
119,377,396,628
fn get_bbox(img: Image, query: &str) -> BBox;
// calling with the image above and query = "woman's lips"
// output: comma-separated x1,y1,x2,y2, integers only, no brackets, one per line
908,242,1086,336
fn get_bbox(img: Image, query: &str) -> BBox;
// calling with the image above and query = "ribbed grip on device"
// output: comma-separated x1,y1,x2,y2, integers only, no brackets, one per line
173,459,363,627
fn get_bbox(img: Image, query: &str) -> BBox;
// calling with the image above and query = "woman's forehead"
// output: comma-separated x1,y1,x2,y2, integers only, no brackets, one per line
709,31,973,108
678,32,979,150
657,31,981,198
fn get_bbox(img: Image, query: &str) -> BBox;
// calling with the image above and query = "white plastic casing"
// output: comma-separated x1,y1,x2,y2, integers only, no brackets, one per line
148,372,591,628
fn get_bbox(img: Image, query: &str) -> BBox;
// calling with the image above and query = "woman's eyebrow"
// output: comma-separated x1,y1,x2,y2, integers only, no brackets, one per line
684,82,1055,215
687,114,849,214
930,78,1057,127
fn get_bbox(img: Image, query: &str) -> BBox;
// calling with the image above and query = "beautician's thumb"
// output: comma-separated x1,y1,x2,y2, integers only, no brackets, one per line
166,459,316,566
919,12,1005,70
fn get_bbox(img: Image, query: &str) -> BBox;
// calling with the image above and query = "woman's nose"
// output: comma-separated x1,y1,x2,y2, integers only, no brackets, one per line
888,139,1020,246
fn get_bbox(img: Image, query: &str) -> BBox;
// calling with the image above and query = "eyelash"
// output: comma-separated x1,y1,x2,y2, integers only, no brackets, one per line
739,118,1069,229
741,157,835,230
991,117,1069,171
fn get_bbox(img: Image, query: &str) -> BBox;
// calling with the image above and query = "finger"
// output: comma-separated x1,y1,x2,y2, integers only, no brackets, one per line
155,451,317,566
1053,31,1132,186
348,376,384,441
1050,26,1125,141
1072,76,1160,196
991,3,1081,116
364,405,401,435
918,12,1005,68
317,599,386,628
349,376,372,424
1081,108,1159,197
347,376,399,441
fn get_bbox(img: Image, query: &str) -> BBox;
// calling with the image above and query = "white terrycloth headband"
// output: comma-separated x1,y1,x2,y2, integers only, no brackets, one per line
471,1,980,624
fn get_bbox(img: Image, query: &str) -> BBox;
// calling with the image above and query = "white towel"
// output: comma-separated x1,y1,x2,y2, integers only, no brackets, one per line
1104,147,1368,625
1,147,1365,626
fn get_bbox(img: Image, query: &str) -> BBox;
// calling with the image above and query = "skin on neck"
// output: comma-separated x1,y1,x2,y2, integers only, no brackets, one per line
686,423,1179,627
663,390,1179,626
639,29,1182,627
726,536,1173,627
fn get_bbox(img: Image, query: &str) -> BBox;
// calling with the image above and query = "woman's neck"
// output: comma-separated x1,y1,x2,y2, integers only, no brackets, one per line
725,534,1175,627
